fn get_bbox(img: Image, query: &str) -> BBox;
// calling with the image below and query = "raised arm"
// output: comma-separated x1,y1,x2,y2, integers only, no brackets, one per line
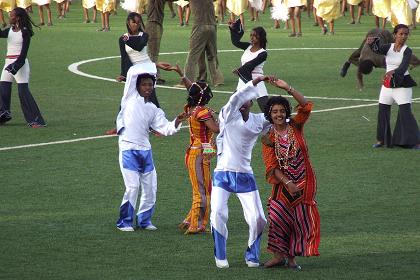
269,78,307,106
221,76,268,123
171,64,193,89
229,21,250,50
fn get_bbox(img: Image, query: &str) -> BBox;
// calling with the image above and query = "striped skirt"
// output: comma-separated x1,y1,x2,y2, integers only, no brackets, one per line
267,198,320,257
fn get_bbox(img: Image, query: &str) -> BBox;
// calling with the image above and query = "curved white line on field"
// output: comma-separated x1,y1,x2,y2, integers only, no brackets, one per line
68,48,385,102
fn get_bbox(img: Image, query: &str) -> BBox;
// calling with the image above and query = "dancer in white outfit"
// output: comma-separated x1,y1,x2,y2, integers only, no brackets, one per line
115,62,187,231
211,75,270,268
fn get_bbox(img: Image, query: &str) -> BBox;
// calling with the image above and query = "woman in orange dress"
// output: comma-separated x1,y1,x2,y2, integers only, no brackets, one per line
174,65,220,234
261,78,320,270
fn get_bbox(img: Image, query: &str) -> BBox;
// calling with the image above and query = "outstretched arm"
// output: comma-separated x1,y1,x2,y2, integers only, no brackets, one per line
269,78,307,106
171,64,193,89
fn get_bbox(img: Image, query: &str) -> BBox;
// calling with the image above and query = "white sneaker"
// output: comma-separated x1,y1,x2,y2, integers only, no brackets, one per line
246,260,259,268
117,226,134,232
215,257,229,268
143,224,157,231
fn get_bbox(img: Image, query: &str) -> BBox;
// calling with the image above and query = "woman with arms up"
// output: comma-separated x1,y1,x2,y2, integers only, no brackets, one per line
262,78,320,270
229,19,268,111
0,7,46,127
368,24,420,149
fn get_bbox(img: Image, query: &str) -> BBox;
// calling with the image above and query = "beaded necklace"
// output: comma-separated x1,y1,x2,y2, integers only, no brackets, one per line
273,125,296,170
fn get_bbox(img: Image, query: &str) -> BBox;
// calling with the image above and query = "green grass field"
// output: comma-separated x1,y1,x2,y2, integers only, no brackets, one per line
1,2,419,279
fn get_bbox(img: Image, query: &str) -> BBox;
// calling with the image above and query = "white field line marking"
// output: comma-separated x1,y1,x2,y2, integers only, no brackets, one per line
68,48,387,103
0,103,380,152
0,125,188,151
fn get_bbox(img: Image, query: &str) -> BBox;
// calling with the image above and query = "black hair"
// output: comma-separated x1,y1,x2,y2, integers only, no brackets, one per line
136,73,156,88
126,12,145,34
13,7,38,37
187,81,213,107
359,60,374,74
252,26,267,49
393,24,409,35
264,96,291,124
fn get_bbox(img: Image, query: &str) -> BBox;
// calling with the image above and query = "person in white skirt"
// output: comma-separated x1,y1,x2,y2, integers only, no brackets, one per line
210,75,270,268
367,24,420,149
115,62,188,231
286,0,306,37
33,0,52,26
0,7,46,127
82,0,97,23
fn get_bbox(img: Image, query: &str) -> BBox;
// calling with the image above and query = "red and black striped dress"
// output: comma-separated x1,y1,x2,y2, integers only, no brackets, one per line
261,102,320,257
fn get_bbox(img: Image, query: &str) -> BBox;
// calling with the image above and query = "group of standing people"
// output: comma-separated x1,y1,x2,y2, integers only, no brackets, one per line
114,7,320,270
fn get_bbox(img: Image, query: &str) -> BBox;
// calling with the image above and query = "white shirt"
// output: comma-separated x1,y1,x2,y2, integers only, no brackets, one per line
240,45,266,75
215,81,270,174
116,94,179,149
124,32,152,65
7,29,23,56
386,43,409,75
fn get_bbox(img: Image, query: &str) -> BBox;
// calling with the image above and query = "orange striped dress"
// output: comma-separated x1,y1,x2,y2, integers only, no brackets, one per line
181,105,216,234
261,102,320,257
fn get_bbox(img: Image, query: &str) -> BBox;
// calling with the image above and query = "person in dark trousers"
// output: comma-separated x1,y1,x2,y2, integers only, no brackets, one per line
367,24,420,149
339,28,420,90
0,7,46,127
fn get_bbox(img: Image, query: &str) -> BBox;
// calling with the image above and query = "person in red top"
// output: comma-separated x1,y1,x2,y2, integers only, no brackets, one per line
261,78,320,270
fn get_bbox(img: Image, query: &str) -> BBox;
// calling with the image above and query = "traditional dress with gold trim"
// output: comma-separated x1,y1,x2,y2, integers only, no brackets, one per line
16,0,31,9
314,0,341,22
0,0,15,12
226,0,247,16
96,0,116,13
389,0,412,26
372,0,391,19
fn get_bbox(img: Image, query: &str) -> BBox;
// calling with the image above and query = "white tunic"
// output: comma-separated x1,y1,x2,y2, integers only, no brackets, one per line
385,43,409,75
236,46,268,97
124,32,152,65
116,63,180,148
215,81,270,174
7,29,23,56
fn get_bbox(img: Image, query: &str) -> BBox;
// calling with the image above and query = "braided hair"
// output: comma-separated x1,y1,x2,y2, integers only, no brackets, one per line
263,96,291,124
13,7,38,37
187,81,213,108
126,12,145,34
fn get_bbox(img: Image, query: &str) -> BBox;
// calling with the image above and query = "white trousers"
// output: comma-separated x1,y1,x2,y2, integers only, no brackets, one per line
116,140,157,228
379,86,412,105
210,186,266,263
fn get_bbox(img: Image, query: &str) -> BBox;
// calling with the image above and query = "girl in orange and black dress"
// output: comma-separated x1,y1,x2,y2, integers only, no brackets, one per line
174,65,219,234
261,78,320,270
